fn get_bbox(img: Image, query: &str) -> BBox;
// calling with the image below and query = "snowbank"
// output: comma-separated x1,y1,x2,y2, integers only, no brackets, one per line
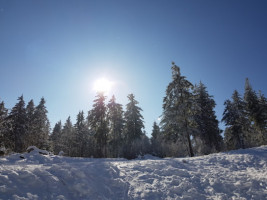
0,146,267,199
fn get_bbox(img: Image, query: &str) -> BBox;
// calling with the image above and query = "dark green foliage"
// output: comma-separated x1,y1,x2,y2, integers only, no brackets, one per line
74,111,89,157
88,92,109,158
151,122,165,157
123,94,145,159
61,117,75,156
32,97,50,150
0,101,12,150
107,95,124,157
222,90,248,150
193,82,223,155
50,121,62,155
9,95,27,152
161,63,194,157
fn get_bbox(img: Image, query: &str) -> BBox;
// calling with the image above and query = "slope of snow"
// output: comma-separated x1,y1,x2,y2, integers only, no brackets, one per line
1,146,267,200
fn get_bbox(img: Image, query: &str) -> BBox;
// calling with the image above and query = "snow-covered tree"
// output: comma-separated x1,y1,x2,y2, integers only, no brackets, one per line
123,93,145,159
61,117,75,156
0,101,11,150
9,95,27,152
25,100,36,148
74,111,89,157
193,82,223,155
88,92,109,158
50,121,62,155
151,121,164,157
32,97,50,150
244,79,267,145
107,95,124,157
161,63,195,157
222,90,249,150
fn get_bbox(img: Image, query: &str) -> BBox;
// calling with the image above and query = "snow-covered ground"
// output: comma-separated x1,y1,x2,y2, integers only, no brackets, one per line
1,146,267,200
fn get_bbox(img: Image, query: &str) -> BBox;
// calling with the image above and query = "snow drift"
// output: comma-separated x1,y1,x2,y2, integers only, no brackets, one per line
1,146,267,200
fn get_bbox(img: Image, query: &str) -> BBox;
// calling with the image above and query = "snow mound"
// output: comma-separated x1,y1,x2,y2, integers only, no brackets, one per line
0,146,267,199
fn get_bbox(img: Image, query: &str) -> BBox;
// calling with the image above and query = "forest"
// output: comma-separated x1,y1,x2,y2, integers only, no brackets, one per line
1,63,267,159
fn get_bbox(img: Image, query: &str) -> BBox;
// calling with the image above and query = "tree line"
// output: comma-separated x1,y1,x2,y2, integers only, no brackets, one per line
1,63,266,158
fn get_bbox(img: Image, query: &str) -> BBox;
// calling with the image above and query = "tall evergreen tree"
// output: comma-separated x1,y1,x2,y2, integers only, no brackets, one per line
74,111,88,157
9,95,27,152
0,101,11,150
33,97,50,150
50,121,62,155
193,82,223,155
161,63,195,157
107,95,124,157
25,100,36,148
123,93,145,159
124,94,144,142
61,117,75,156
88,92,108,158
244,78,266,145
222,90,249,150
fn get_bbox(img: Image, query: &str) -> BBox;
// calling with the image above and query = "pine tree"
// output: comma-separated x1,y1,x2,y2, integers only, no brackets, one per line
25,99,35,148
151,121,164,157
123,93,145,159
50,121,62,155
193,82,223,155
244,78,266,145
61,117,75,156
33,97,50,150
88,92,109,158
9,95,27,152
0,101,11,150
161,63,195,157
107,95,124,157
222,90,248,150
74,111,88,157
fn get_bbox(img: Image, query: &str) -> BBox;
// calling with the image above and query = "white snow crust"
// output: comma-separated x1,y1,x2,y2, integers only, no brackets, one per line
1,146,267,200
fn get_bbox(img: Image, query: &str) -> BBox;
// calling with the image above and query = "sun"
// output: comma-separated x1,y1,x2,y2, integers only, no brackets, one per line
93,78,113,93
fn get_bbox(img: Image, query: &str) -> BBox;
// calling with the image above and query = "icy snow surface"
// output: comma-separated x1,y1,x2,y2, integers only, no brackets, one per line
1,146,267,200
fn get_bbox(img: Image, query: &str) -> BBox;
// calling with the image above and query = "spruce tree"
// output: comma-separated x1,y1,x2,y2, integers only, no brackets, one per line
74,111,88,157
9,95,27,152
123,93,144,159
0,101,11,150
222,90,248,150
193,82,223,155
61,117,75,156
161,63,194,157
107,95,124,157
25,100,35,148
151,121,164,157
50,121,62,155
33,97,50,150
88,92,109,158
244,78,266,145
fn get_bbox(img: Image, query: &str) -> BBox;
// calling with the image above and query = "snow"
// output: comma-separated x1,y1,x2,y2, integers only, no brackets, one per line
1,146,267,200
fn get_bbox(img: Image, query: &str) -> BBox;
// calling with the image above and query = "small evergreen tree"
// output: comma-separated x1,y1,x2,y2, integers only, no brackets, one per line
151,121,164,157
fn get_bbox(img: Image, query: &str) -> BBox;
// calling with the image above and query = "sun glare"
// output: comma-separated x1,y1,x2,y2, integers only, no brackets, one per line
93,78,113,93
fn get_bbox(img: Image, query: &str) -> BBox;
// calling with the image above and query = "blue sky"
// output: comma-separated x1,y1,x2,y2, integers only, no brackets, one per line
1,0,267,136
